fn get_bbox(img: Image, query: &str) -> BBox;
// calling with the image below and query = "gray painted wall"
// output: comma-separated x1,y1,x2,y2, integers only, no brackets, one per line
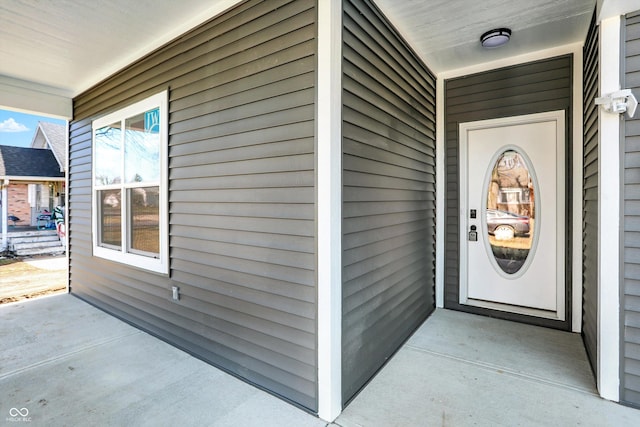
623,9,640,408
342,0,437,404
69,0,318,411
582,11,599,377
444,56,573,329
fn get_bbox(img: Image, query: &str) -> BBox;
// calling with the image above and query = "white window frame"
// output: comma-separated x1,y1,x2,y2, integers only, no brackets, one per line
91,91,169,274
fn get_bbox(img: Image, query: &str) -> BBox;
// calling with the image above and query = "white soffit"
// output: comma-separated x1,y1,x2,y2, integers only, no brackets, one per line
1,0,598,115
0,0,242,99
374,0,596,74
598,0,640,20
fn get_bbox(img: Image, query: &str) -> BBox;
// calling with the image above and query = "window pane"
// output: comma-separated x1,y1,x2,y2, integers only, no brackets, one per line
99,189,121,248
129,186,159,255
95,122,122,185
125,109,160,184
486,150,535,275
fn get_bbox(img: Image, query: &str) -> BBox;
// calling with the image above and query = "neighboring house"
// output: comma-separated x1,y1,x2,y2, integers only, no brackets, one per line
2,0,640,422
31,121,67,175
0,143,65,244
0,121,66,231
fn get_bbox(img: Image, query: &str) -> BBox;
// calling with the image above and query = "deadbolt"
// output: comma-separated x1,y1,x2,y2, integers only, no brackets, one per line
469,225,478,242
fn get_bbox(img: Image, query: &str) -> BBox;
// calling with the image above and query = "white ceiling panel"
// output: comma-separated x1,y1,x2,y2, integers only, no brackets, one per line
0,0,598,114
374,0,596,73
0,0,242,97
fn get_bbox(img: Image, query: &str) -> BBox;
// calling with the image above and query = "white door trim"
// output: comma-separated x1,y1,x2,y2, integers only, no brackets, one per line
459,110,566,320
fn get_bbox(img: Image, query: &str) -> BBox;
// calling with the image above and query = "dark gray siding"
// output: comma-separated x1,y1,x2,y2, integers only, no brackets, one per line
69,0,318,411
582,12,599,377
623,10,640,407
342,0,436,404
444,56,573,329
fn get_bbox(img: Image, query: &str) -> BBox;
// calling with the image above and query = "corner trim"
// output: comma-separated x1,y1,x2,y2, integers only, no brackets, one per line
597,15,621,402
435,76,445,308
316,0,342,421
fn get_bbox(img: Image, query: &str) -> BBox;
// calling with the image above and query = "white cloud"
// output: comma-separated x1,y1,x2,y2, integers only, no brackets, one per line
0,118,29,133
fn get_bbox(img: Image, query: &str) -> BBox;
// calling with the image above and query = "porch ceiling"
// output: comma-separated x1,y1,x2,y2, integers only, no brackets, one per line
0,0,595,114
375,0,596,73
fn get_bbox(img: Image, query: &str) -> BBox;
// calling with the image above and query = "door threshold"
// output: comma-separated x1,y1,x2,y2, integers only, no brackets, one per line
461,298,565,321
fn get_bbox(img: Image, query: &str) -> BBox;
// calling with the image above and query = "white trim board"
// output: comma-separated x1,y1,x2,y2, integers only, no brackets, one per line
437,42,583,81
0,75,72,119
597,15,621,403
316,0,342,421
0,176,65,182
435,76,446,308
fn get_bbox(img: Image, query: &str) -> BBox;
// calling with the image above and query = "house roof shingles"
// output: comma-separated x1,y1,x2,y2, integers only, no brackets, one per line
38,122,66,170
0,145,64,179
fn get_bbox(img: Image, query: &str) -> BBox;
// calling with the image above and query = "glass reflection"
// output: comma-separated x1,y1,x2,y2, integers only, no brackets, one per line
125,108,160,184
486,150,535,274
129,186,160,255
95,122,122,185
99,189,121,248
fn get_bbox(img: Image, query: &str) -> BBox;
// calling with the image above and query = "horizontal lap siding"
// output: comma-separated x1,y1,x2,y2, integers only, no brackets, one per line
342,0,436,404
69,0,318,411
582,12,598,377
623,10,640,407
445,55,572,329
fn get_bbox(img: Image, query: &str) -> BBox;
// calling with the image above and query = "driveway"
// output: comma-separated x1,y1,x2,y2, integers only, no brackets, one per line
0,256,66,304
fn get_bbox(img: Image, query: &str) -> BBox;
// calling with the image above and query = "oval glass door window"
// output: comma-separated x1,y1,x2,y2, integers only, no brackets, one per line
486,149,535,275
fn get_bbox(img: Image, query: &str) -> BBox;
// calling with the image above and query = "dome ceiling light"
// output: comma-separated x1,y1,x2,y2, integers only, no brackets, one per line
480,28,512,48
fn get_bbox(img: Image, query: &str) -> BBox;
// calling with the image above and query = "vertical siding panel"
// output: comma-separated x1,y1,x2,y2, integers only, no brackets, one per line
582,11,599,378
342,0,436,405
68,0,318,411
623,9,640,408
444,55,573,329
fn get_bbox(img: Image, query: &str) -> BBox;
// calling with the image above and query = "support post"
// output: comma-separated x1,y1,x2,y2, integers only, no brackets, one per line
316,0,342,421
1,179,8,251
597,15,621,402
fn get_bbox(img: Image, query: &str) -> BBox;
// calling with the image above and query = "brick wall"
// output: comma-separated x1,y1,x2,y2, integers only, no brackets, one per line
8,184,31,225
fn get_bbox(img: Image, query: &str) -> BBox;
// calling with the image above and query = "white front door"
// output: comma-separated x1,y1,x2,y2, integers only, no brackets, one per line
459,111,565,320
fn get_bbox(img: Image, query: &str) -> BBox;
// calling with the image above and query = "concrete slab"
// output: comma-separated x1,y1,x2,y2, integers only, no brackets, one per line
22,256,67,271
0,295,325,427
3,296,640,426
406,309,596,393
336,309,640,427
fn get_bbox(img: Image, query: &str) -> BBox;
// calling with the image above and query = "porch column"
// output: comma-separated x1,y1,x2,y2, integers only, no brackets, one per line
1,179,8,250
316,0,342,421
597,14,621,402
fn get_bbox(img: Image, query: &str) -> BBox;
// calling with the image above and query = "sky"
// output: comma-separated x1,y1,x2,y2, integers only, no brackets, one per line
0,109,66,148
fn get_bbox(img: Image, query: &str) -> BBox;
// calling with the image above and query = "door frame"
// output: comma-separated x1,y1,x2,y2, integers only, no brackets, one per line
458,110,567,320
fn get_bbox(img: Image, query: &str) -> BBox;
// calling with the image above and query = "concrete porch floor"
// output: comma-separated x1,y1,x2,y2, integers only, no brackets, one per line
1,295,639,426
337,310,640,426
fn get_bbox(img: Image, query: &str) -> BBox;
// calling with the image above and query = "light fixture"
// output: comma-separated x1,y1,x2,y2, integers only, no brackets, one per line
595,89,638,118
480,28,512,48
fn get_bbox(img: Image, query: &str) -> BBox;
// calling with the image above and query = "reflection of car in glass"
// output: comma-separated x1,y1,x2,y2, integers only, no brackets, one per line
486,209,530,239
